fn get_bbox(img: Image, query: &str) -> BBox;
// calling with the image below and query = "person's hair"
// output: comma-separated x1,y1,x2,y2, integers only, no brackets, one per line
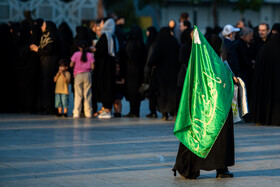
34,18,44,27
146,26,157,48
45,21,57,34
24,10,32,20
96,18,103,24
206,34,223,56
259,23,270,31
58,59,68,67
180,28,192,44
239,27,253,37
78,40,88,62
180,12,189,21
102,17,110,23
271,23,280,34
182,20,191,29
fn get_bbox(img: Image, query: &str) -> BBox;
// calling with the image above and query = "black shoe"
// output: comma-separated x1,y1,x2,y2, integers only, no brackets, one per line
63,114,68,117
185,176,198,180
56,113,62,117
146,113,158,118
174,169,199,180
124,113,139,118
114,113,122,117
216,171,233,178
161,113,169,121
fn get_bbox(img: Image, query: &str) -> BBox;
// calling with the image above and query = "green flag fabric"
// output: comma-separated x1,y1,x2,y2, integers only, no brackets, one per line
173,26,234,158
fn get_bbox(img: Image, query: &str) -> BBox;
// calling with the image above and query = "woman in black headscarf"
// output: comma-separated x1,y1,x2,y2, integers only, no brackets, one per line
71,26,91,55
148,27,180,120
173,35,235,179
30,20,61,114
176,28,192,116
94,18,119,118
58,22,73,60
0,23,16,113
168,19,176,35
145,26,158,118
124,25,147,117
250,23,280,126
16,21,41,113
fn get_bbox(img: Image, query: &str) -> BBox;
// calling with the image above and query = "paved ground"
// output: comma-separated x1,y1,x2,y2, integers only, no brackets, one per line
0,101,280,187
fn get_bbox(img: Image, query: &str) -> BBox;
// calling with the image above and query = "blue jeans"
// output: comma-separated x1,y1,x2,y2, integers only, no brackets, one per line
55,94,69,108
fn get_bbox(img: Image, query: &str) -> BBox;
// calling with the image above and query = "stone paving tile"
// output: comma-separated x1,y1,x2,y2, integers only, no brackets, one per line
0,113,280,187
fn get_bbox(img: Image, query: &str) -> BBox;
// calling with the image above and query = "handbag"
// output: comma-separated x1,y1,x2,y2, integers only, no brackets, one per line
232,84,242,123
237,77,249,117
138,83,150,97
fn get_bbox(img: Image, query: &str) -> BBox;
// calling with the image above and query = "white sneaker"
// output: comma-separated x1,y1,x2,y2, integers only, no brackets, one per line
98,111,112,119
73,114,80,118
85,115,92,118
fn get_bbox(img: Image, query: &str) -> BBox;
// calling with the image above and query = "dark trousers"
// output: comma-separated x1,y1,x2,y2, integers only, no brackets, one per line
129,100,141,116
148,95,157,114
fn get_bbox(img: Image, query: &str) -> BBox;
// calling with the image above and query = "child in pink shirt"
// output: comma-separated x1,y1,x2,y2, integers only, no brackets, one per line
70,41,94,118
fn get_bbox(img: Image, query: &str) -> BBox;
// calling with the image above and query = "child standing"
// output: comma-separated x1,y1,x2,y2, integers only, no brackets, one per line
70,41,95,118
54,59,71,117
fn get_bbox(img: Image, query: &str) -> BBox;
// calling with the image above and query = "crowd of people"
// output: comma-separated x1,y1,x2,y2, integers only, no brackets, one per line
0,11,280,124
1,9,280,181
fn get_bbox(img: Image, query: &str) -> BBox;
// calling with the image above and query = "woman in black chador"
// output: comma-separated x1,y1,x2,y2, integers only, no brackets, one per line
250,23,280,126
58,22,73,60
145,26,158,118
93,18,119,118
30,21,61,114
16,21,41,113
148,27,180,120
176,28,192,116
0,23,16,113
71,26,91,55
172,35,235,179
124,25,147,117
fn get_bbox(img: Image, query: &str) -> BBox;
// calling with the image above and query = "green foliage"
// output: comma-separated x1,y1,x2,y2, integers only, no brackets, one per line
249,0,262,11
234,0,249,13
103,0,139,26
233,0,262,13
102,0,167,27
137,0,166,9
189,0,201,4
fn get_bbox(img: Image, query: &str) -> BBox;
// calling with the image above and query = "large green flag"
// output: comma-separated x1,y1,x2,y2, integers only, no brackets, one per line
174,26,234,158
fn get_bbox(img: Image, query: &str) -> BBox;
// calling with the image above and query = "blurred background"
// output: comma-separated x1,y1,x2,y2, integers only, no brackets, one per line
1,0,279,34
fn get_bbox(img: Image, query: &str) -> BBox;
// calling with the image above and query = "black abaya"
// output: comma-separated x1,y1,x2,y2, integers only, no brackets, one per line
173,110,234,178
94,34,116,108
148,27,180,114
124,26,147,116
250,33,280,126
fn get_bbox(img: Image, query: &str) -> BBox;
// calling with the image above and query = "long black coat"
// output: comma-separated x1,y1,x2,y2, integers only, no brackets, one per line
38,40,59,114
234,38,253,83
16,24,41,113
177,29,192,88
250,33,280,125
173,111,235,178
221,38,241,78
0,24,16,113
16,42,41,113
125,38,147,102
148,27,180,114
93,34,116,108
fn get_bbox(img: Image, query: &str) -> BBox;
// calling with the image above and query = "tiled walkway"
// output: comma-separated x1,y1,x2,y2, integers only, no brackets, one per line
0,113,280,187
